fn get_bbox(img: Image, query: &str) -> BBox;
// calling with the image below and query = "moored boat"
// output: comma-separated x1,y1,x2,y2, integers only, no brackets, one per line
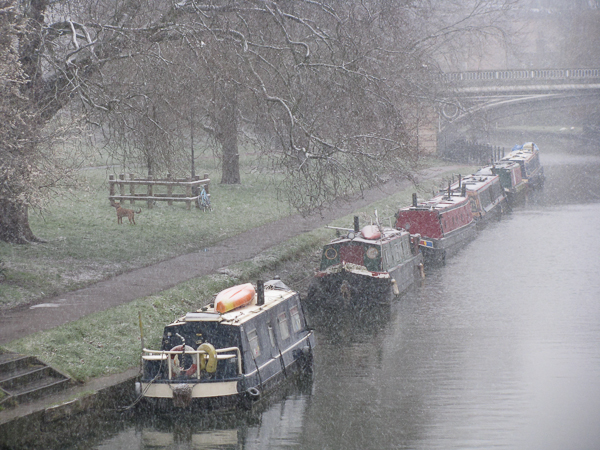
308,216,424,307
395,192,476,265
501,142,544,189
448,172,507,224
136,279,315,409
484,161,527,205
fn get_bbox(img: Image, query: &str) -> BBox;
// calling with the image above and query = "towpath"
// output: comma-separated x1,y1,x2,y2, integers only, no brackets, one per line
0,166,463,345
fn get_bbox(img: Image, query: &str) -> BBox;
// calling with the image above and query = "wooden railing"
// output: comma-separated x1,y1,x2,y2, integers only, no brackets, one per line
109,173,210,210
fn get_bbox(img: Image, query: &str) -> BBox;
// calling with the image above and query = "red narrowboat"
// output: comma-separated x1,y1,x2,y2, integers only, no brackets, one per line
395,192,476,265
448,173,507,224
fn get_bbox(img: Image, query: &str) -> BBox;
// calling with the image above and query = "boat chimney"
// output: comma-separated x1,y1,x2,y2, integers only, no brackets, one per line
354,216,360,233
412,193,418,207
447,181,452,198
256,280,265,306
461,184,467,197
458,174,462,190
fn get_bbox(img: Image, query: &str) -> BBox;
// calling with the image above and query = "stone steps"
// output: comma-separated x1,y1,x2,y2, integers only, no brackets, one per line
0,352,71,409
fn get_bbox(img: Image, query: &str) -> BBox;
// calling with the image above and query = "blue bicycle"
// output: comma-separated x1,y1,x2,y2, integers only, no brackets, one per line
197,185,212,212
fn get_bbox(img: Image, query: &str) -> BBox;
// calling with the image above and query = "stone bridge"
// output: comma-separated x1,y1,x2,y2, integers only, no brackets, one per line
438,68,600,123
432,68,600,156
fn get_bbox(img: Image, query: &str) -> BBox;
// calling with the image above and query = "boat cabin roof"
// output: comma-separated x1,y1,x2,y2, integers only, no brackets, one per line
486,161,520,172
171,280,297,327
328,226,409,246
450,173,499,192
401,193,469,212
502,142,539,163
476,162,519,175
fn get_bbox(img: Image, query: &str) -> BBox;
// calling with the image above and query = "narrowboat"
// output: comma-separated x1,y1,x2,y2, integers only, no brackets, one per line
477,163,526,205
308,216,424,307
448,173,507,223
501,142,544,189
395,192,476,265
136,279,315,409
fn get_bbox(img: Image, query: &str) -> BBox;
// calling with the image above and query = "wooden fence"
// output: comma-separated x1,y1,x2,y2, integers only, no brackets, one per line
109,173,210,210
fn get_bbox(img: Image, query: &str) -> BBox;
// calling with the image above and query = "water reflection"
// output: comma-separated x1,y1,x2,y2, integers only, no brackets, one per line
83,379,312,450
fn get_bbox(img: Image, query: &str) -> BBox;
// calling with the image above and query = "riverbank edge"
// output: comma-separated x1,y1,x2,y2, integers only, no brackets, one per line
0,167,472,448
0,231,327,448
0,230,337,448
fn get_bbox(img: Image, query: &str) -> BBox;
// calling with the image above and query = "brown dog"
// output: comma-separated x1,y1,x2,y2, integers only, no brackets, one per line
111,202,141,224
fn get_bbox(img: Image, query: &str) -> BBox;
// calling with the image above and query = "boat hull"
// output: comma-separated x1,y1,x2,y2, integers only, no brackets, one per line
138,332,315,411
419,221,477,264
308,253,423,307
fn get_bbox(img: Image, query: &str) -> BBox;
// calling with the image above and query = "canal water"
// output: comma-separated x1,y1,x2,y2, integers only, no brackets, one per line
68,136,600,450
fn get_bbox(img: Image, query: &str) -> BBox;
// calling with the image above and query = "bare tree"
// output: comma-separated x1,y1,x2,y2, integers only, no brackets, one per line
1,0,519,242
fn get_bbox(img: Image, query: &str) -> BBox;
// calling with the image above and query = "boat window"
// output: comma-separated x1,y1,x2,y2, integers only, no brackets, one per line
247,329,261,358
470,197,478,212
278,312,290,340
339,244,364,266
394,240,402,262
320,245,340,270
366,246,379,259
268,325,276,347
290,306,302,333
381,245,391,269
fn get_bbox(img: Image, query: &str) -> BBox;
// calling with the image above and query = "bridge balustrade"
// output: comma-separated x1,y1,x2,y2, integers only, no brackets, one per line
442,68,600,83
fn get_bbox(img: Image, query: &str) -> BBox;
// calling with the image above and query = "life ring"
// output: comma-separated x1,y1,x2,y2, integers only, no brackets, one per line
325,247,337,260
170,345,198,377
246,387,260,400
198,342,218,373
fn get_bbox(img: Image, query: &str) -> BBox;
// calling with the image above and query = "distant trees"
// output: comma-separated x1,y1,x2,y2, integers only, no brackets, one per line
1,0,517,243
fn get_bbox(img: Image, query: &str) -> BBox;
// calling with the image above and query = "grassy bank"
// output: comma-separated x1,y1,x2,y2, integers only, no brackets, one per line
0,151,457,309
1,167,476,382
0,163,292,309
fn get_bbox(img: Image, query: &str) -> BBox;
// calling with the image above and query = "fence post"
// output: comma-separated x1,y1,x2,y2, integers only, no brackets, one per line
167,173,173,206
193,176,200,209
109,175,115,204
186,177,192,210
119,174,125,200
129,173,135,204
147,175,153,209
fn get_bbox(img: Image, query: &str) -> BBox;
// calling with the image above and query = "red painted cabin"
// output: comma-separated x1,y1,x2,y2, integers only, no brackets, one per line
395,194,476,264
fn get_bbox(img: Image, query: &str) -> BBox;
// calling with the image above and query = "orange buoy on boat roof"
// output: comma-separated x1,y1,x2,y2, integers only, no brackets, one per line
361,224,381,240
215,283,256,313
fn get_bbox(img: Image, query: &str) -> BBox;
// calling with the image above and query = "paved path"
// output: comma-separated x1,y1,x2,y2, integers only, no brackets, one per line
0,166,462,345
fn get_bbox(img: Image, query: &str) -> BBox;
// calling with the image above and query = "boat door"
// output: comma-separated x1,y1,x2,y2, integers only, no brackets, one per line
261,317,288,379
267,321,280,360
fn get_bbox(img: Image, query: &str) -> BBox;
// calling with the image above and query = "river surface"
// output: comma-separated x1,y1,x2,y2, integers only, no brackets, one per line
67,136,600,450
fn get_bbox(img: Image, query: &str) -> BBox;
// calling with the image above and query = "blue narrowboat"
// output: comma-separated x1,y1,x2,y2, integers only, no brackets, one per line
501,142,544,189
136,279,315,409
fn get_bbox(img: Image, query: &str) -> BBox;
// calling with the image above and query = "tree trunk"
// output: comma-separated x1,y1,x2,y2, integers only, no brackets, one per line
0,200,41,244
215,84,241,184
